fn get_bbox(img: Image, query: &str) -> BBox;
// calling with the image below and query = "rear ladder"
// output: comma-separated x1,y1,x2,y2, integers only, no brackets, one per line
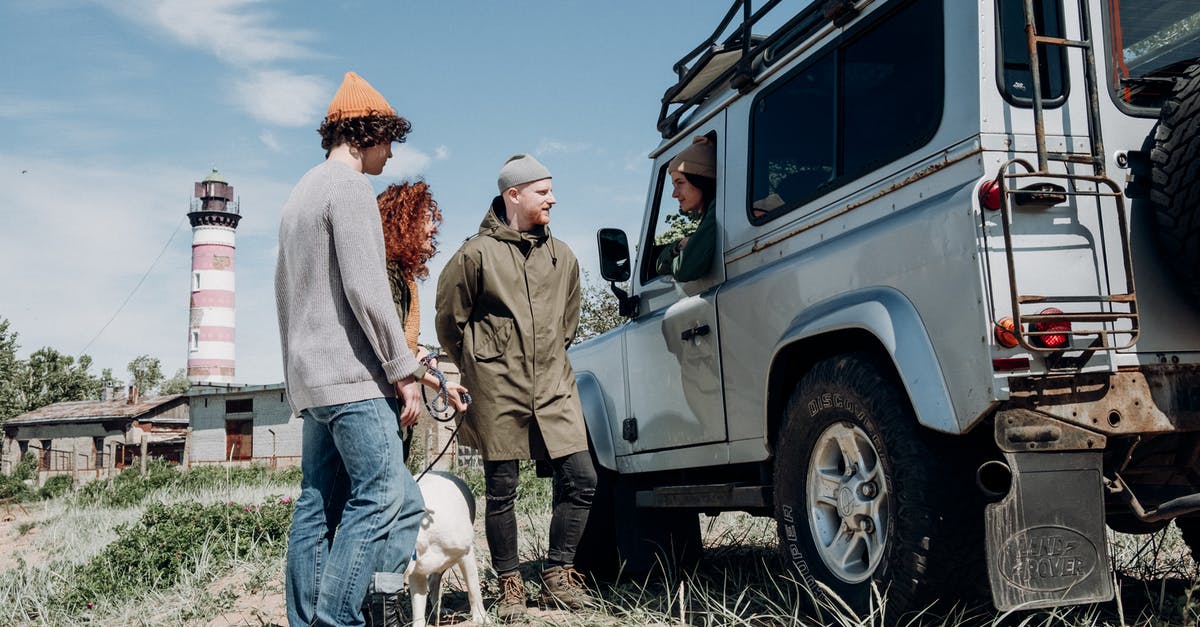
993,0,1139,356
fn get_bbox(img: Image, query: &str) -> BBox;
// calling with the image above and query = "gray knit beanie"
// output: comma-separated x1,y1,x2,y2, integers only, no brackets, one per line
497,154,552,192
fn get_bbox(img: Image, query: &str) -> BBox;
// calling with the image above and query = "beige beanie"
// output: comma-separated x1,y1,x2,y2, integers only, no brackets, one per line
668,136,717,179
325,71,395,121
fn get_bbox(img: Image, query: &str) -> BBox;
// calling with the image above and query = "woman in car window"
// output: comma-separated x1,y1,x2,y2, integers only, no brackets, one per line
656,135,717,282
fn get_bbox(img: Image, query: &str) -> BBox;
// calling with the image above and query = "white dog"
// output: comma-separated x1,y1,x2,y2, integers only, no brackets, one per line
405,471,488,626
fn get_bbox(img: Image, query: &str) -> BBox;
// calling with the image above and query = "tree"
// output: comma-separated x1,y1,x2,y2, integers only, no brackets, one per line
99,368,123,396
22,347,101,411
655,211,702,246
575,272,625,344
127,355,164,395
0,318,24,424
159,368,190,396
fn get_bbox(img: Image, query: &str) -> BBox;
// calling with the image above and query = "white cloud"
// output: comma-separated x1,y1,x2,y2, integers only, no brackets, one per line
100,0,327,127
258,130,283,153
107,0,317,66
434,145,450,160
380,145,432,181
233,70,329,126
536,139,592,156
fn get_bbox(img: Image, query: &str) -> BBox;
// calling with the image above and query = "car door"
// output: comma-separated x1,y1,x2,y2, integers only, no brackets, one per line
621,117,727,454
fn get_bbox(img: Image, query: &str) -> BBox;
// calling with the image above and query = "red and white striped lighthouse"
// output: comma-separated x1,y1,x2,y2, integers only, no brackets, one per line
186,170,241,385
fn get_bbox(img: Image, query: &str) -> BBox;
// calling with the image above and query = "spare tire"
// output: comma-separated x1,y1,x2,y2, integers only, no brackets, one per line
1150,62,1200,300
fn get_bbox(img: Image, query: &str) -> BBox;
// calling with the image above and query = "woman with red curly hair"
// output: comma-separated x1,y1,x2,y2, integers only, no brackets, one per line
378,180,443,355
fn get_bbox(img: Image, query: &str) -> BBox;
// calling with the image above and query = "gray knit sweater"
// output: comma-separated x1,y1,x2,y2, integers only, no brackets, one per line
275,159,419,414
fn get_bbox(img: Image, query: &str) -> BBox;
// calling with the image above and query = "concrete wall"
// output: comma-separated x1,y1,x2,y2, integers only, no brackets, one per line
188,387,301,464
2,423,126,470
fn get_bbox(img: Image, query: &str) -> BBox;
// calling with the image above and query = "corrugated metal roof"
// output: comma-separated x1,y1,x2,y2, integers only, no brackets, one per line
187,382,287,396
4,394,186,427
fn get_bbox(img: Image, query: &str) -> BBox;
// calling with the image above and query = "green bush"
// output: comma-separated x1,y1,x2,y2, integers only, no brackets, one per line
13,451,38,481
58,497,295,613
273,465,303,485
75,459,180,508
38,475,72,500
0,452,38,502
174,463,270,491
0,474,34,502
74,461,301,508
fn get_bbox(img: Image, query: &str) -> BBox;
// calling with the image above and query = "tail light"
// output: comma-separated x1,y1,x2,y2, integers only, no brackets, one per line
994,317,1018,348
1030,307,1071,349
979,180,1002,211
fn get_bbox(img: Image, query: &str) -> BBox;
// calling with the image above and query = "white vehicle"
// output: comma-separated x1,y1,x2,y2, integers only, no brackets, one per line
570,0,1200,615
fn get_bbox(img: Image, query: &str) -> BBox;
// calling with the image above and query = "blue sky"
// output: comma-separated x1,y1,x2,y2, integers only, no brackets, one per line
0,0,764,386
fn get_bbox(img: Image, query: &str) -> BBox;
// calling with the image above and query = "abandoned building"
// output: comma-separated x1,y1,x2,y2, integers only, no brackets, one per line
186,383,300,467
2,364,472,480
1,388,189,480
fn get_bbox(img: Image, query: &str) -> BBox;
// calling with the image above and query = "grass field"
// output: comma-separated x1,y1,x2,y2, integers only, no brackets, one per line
0,461,1196,626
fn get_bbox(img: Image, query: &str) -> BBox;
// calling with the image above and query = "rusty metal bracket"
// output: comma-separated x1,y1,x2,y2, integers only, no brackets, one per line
994,408,1106,453
1106,473,1200,522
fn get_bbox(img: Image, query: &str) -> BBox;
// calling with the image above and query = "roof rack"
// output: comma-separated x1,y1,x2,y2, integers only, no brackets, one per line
657,0,861,138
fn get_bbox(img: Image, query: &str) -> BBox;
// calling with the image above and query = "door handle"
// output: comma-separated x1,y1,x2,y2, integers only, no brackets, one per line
681,324,710,342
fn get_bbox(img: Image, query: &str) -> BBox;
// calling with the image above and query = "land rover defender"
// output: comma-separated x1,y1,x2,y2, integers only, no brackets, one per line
568,0,1200,614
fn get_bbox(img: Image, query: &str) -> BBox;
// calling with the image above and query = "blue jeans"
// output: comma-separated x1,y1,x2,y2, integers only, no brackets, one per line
285,397,425,627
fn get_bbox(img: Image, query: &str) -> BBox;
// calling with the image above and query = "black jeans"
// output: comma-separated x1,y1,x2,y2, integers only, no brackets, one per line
484,450,597,574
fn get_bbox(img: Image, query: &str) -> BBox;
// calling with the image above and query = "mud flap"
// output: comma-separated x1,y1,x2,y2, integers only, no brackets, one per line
985,449,1113,610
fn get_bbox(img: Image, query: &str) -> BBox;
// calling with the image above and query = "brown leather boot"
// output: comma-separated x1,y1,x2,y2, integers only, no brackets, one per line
494,570,528,622
538,565,596,610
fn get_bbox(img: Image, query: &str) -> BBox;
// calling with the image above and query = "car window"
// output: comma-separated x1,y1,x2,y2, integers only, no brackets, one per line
996,0,1068,106
640,164,679,283
641,135,717,284
750,0,943,224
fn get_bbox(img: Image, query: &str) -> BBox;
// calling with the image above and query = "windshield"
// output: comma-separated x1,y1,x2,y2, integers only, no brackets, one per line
1109,1,1200,108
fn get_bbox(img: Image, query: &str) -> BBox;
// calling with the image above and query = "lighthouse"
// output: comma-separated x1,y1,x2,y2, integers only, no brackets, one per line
186,169,241,385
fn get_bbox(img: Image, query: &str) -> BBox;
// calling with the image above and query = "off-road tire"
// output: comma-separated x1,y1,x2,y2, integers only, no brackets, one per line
773,352,983,618
1150,62,1200,300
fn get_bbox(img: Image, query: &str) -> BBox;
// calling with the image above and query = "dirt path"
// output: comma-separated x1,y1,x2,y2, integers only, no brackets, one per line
0,500,47,573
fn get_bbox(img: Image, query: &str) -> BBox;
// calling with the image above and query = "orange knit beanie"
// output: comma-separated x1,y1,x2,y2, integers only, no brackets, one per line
326,71,395,121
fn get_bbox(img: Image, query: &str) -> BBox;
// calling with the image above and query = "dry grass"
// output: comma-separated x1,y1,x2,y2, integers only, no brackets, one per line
0,466,1196,626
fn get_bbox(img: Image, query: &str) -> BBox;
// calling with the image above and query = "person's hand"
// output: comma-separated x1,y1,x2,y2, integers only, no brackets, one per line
396,376,422,426
444,382,470,413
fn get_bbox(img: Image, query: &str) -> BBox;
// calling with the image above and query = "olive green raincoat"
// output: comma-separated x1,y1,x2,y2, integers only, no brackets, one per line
434,199,586,461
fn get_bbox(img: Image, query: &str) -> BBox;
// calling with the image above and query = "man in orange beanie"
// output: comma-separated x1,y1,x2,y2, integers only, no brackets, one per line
278,71,433,627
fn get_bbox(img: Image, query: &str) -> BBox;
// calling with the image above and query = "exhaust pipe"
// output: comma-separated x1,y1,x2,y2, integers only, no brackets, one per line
976,460,1012,501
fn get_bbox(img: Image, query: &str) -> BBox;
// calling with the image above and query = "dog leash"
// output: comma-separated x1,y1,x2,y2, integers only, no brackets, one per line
403,354,471,482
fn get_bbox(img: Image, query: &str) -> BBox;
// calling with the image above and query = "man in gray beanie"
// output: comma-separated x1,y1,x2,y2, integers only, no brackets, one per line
435,154,597,620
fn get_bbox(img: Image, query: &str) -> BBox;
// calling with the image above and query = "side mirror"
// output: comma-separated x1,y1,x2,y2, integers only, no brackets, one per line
595,228,639,318
597,228,631,282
